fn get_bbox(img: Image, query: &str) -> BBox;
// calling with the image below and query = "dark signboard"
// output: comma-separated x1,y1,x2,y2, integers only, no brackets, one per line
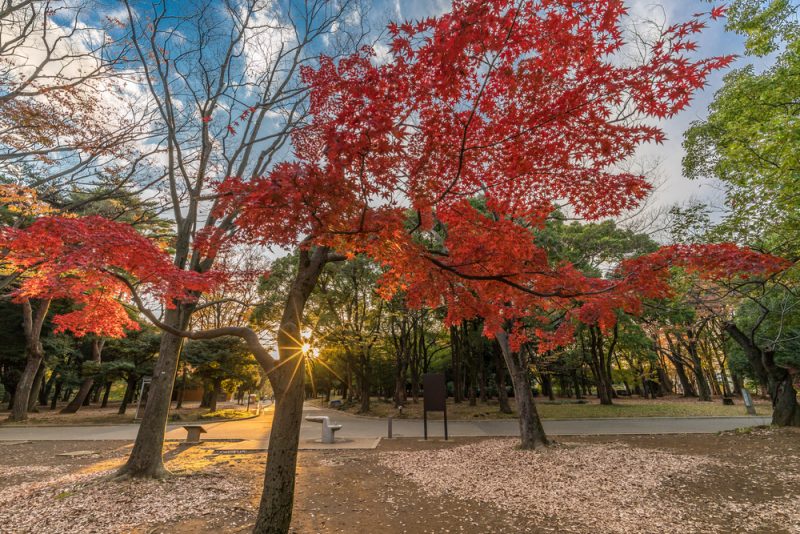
422,373,448,440
423,373,447,411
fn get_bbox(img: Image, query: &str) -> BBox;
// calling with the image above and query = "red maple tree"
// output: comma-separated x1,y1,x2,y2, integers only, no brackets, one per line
2,1,787,531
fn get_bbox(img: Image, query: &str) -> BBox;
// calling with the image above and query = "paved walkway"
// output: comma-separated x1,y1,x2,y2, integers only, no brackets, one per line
0,403,771,442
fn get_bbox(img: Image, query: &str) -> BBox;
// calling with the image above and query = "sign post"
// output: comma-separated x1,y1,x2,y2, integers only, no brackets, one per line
133,377,152,422
423,373,448,440
741,388,757,415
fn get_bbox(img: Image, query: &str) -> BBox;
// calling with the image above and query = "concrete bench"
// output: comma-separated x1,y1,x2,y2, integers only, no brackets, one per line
305,415,342,444
182,424,207,444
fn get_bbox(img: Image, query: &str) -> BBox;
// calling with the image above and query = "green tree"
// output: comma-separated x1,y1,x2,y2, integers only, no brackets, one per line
683,1,800,256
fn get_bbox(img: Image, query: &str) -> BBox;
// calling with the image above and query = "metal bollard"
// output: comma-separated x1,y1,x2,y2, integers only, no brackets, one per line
387,416,393,439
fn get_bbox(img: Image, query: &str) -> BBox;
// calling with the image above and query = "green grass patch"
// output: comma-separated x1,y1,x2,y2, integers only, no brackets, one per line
198,408,254,420
339,396,772,420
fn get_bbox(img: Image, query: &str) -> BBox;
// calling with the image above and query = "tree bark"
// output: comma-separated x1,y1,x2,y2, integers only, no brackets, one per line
62,338,105,414
176,359,188,409
254,246,329,533
119,374,138,415
209,378,222,412
39,370,55,406
725,323,800,427
50,379,62,410
117,306,190,478
587,327,613,405
496,330,548,449
450,325,464,403
359,372,370,413
9,299,51,422
492,341,512,414
27,362,45,413
664,336,697,397
101,381,112,408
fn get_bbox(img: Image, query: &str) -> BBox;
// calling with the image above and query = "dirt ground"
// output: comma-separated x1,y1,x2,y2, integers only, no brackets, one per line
1,428,798,534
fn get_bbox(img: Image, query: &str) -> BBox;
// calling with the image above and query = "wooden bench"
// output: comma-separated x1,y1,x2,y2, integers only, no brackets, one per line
182,424,207,444
305,415,342,444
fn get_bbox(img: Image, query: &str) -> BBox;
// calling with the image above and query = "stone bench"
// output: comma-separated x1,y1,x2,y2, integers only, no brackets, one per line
305,415,342,444
182,424,207,444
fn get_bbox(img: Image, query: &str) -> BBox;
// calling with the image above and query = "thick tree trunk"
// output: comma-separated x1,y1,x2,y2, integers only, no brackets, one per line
359,376,370,413
12,353,42,422
254,356,305,534
117,306,189,478
254,246,329,533
656,363,673,395
725,323,800,427
496,330,548,449
27,362,45,413
9,299,51,422
209,378,221,412
771,367,800,427
541,373,555,401
62,339,104,414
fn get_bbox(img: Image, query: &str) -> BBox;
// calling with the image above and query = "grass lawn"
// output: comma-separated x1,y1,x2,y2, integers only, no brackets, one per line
0,400,257,425
336,395,772,419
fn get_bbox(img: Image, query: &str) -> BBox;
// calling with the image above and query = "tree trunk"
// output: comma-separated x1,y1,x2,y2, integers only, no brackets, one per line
587,327,613,405
200,383,213,408
254,355,306,534
770,363,800,427
572,371,583,400
62,338,104,414
27,362,45,413
358,349,371,413
665,340,696,398
176,359,188,409
91,382,102,404
82,385,94,406
496,330,548,449
254,246,329,533
393,356,407,407
410,364,420,403
101,381,112,408
656,363,673,395
117,306,190,478
450,325,464,403
690,352,712,401
209,378,221,412
50,379,62,410
493,341,513,414
725,323,799,426
40,371,55,406
9,299,51,422
119,374,138,415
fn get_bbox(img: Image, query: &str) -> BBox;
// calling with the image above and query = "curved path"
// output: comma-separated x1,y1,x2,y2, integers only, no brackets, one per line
0,403,771,442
